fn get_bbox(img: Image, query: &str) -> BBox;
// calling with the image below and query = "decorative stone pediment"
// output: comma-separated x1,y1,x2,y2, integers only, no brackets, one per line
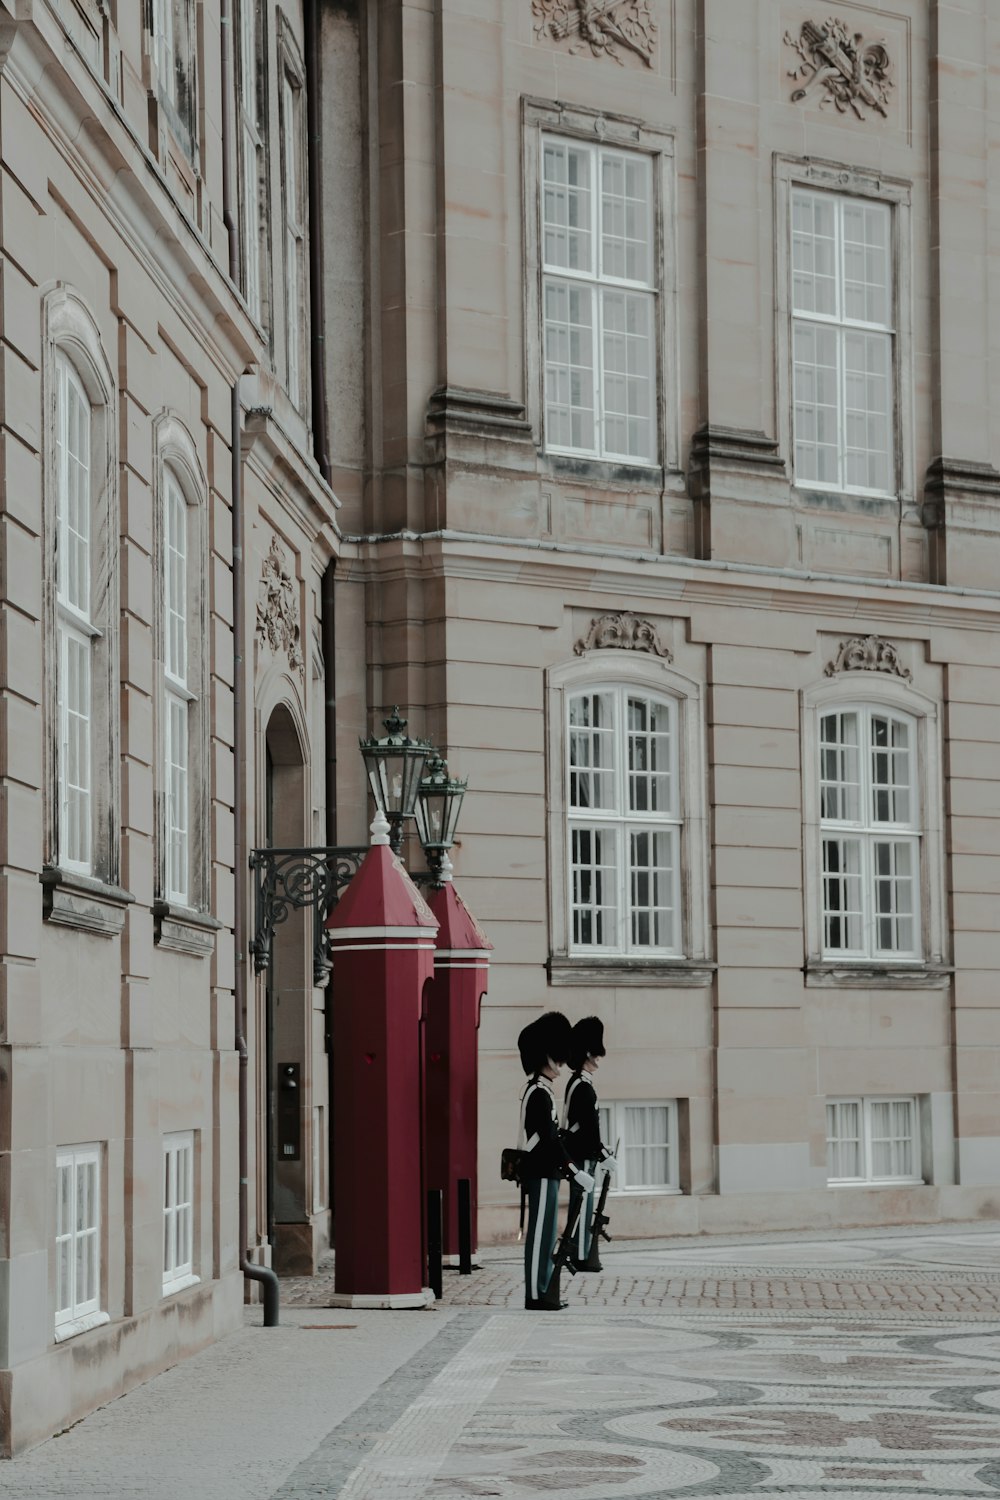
574,611,672,659
824,635,911,681
256,534,303,674
532,0,657,69
784,17,892,121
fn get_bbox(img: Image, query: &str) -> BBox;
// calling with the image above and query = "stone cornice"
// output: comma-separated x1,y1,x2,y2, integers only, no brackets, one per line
4,9,261,377
337,529,1000,628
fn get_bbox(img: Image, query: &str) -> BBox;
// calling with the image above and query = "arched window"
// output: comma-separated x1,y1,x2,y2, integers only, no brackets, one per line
43,289,120,905
163,465,192,903
54,354,97,872
546,648,710,983
819,704,920,959
803,669,945,974
567,686,680,955
153,417,211,935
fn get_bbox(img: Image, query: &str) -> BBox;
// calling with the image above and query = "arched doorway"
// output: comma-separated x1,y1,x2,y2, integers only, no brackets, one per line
262,705,325,1274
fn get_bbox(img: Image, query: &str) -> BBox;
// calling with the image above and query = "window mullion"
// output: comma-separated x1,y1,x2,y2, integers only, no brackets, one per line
616,687,629,953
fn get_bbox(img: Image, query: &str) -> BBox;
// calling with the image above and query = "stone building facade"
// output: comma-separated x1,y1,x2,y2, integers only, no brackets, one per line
334,0,1000,1243
3,0,1000,1460
0,0,354,1454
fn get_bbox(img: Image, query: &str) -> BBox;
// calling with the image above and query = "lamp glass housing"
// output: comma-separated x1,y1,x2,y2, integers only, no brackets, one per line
415,754,467,858
359,709,433,825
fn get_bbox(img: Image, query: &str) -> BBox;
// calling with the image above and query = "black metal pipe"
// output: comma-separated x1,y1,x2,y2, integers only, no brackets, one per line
222,0,279,1327
304,0,331,483
427,1189,443,1301
457,1178,472,1275
321,561,338,845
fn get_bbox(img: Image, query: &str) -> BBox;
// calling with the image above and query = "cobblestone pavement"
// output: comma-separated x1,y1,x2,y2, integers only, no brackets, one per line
6,1225,1000,1499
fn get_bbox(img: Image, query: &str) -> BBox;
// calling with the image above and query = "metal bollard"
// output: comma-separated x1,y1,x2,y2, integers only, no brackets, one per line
457,1177,473,1275
427,1188,444,1300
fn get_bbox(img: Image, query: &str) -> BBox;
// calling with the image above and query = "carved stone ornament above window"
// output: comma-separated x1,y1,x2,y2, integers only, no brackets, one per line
532,0,657,69
256,534,303,674
824,635,912,681
574,611,673,659
784,17,893,120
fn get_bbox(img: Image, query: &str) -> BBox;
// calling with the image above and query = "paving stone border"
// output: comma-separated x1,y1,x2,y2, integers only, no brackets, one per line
265,1312,490,1499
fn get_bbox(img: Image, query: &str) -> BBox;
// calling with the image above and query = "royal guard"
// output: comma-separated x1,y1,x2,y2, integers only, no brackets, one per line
562,1016,615,1272
517,1011,594,1310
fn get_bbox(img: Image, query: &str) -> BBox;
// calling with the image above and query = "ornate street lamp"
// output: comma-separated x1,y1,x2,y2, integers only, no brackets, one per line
414,753,467,885
359,707,433,857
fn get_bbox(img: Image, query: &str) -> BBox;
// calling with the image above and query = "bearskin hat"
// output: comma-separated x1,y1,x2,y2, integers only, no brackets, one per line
568,1015,606,1070
517,1010,572,1075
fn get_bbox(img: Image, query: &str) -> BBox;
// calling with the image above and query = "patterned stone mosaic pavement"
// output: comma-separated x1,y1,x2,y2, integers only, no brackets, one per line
281,1307,1000,1498
269,1229,1000,1497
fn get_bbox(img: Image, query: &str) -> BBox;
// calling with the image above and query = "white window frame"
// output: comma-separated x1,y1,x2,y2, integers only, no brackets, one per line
55,1144,109,1341
150,0,198,154
819,703,921,961
827,1096,923,1186
163,468,193,904
546,651,710,975
523,99,678,476
278,16,309,415
802,671,946,972
540,134,657,465
43,289,120,887
153,416,210,915
566,684,681,957
163,1131,198,1294
791,188,895,497
598,1101,681,1193
236,0,266,323
55,355,98,874
774,156,913,510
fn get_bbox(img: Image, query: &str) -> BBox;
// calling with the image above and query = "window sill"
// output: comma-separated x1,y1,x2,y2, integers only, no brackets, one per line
608,1185,683,1197
541,451,667,490
828,1178,925,1189
54,1309,110,1343
805,963,953,990
41,867,134,937
549,957,716,988
153,902,222,957
162,1272,201,1297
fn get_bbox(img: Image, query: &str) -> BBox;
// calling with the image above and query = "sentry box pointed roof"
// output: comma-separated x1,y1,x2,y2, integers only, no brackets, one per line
325,843,438,935
427,881,492,953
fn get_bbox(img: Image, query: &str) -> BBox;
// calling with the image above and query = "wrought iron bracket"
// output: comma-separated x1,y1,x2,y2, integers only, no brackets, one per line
249,846,367,983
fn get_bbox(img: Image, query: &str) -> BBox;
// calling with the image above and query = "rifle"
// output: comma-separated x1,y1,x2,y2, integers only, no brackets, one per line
583,1169,612,1270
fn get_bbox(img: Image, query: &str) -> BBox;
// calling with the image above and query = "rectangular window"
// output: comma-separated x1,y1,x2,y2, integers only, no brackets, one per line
792,190,894,495
820,706,920,960
827,1096,920,1184
597,1101,679,1191
152,0,197,152
237,0,264,321
568,688,680,955
542,136,656,465
55,1145,101,1330
280,66,307,411
163,471,192,905
55,355,97,874
163,1132,195,1292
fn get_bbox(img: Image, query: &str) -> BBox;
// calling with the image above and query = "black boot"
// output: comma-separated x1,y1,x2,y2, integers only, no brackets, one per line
529,1268,567,1310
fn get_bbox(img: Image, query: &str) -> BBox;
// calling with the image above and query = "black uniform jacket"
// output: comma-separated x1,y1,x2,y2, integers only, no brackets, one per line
562,1070,610,1167
519,1076,571,1181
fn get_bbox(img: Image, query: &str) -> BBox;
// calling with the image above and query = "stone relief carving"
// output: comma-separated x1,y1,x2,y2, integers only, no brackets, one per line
256,534,303,674
784,17,892,120
824,635,912,681
532,0,657,68
574,611,672,658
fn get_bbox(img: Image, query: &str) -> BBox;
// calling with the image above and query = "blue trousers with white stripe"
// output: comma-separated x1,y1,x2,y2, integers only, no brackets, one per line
523,1177,560,1301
